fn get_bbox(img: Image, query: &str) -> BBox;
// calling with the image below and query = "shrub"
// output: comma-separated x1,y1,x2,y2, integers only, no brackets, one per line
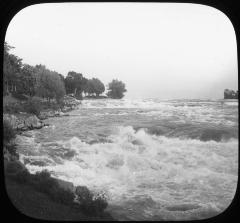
5,161,25,175
29,170,75,205
12,92,28,101
12,169,32,183
3,119,16,143
5,165,75,206
5,144,19,158
4,161,31,183
3,102,24,114
23,97,42,116
76,186,108,215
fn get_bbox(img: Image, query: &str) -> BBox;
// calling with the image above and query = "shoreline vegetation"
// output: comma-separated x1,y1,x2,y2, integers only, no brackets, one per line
3,42,123,220
3,94,115,221
224,89,238,99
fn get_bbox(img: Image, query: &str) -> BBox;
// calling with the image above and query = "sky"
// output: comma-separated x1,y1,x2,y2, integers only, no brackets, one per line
5,3,238,99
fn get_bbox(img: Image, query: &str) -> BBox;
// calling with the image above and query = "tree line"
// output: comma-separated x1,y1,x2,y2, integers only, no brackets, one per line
224,89,238,99
3,42,127,102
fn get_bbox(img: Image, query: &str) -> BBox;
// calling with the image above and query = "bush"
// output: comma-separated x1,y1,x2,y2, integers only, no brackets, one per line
24,97,42,116
76,186,108,215
4,161,31,183
12,92,28,101
5,144,19,158
12,169,32,183
5,161,25,175
29,170,75,205
3,102,24,114
3,119,16,143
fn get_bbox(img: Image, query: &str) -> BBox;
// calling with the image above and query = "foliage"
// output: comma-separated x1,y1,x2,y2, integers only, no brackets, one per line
17,64,36,96
5,161,24,175
3,42,127,105
3,102,24,114
86,78,105,96
35,65,66,103
224,89,238,99
5,160,109,216
3,119,16,143
4,144,19,158
11,92,29,100
3,42,23,94
23,97,43,116
28,170,75,205
5,167,75,205
4,161,30,183
107,79,127,99
76,186,108,215
64,71,87,99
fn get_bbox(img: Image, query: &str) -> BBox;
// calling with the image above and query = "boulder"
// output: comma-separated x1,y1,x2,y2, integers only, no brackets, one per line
17,123,25,130
3,114,18,129
38,112,48,120
24,115,43,129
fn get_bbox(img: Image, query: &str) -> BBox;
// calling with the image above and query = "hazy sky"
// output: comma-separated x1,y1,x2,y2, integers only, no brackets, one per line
5,3,238,99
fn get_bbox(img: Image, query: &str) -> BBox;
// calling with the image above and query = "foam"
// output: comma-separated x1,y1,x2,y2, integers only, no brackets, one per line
16,125,238,220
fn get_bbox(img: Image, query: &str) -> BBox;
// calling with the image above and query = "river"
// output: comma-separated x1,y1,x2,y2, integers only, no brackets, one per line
15,98,238,220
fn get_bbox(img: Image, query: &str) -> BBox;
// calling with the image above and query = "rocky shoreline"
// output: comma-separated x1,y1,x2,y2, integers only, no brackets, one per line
3,96,82,188
3,96,115,220
3,95,81,131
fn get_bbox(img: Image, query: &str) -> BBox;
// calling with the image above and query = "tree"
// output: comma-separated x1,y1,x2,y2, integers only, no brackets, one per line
35,65,66,103
107,79,127,99
85,78,105,97
17,64,36,96
3,42,22,94
92,78,105,96
224,89,238,99
64,71,87,99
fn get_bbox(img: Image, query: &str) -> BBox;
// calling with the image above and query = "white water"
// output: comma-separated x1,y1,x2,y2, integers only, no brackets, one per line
15,99,238,220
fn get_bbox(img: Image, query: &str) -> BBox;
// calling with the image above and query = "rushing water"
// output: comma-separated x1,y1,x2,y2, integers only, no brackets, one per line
15,98,238,220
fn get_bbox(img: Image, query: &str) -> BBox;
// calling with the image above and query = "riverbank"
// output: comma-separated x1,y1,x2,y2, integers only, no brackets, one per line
5,177,114,221
3,95,115,221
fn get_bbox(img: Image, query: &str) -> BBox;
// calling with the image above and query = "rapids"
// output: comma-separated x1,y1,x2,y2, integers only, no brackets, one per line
15,98,238,220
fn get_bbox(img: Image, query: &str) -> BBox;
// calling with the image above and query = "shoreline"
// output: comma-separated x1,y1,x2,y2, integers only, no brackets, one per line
3,96,116,221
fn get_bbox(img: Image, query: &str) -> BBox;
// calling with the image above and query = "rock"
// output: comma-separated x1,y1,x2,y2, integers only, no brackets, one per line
4,113,46,131
24,115,42,129
59,111,64,116
61,106,72,113
3,114,18,129
38,112,48,120
21,126,29,131
17,123,25,130
30,161,47,166
21,132,32,137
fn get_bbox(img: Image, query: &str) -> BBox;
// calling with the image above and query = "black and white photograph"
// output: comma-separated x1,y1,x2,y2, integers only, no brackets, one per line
3,2,238,221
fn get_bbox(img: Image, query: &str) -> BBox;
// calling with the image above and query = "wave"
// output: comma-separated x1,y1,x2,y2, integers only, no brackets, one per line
144,126,238,142
80,98,238,109
16,125,238,219
17,126,237,191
